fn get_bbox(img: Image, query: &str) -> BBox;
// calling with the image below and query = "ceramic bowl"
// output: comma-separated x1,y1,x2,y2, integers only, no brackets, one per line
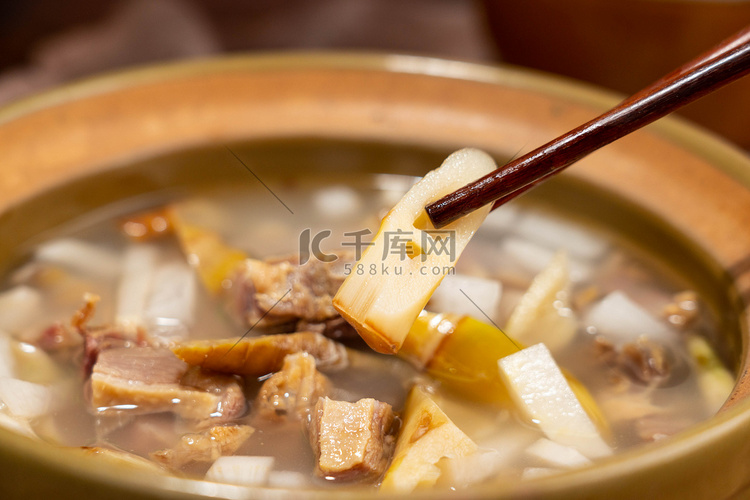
1,54,750,499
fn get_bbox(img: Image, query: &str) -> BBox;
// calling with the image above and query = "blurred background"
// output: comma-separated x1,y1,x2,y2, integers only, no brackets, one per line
0,0,748,148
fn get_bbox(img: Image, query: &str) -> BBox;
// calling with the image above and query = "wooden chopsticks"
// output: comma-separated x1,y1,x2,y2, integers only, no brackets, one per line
425,26,750,229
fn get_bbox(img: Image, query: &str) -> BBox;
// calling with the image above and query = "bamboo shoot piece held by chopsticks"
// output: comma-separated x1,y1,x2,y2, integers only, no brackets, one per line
332,148,497,354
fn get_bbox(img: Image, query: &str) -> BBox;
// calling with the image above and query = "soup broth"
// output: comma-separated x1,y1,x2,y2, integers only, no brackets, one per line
0,158,735,492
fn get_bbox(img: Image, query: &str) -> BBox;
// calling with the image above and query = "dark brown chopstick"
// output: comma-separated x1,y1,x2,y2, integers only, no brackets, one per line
425,26,750,229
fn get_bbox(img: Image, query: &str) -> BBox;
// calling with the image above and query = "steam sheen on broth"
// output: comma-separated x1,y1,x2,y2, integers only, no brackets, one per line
0,163,734,492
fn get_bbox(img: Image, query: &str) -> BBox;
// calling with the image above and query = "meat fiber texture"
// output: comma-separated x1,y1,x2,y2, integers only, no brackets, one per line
309,397,395,482
150,424,254,470
90,346,245,424
255,352,332,421
230,252,354,330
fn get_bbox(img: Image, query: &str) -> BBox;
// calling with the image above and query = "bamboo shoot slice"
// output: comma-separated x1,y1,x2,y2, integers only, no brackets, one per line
504,250,577,353
380,385,477,493
498,343,612,459
399,311,608,433
171,332,347,376
333,148,497,354
167,206,248,295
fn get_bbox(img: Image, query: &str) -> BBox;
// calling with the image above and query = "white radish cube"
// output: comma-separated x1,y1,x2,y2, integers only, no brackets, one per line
429,273,502,319
498,344,611,459
0,286,43,334
480,204,520,234
0,377,51,418
526,438,592,468
438,448,504,489
474,424,539,465
116,244,158,329
267,471,308,489
584,291,672,345
312,185,362,220
35,238,121,279
0,331,15,379
498,238,592,284
205,456,275,486
145,261,196,340
12,341,61,385
512,211,608,262
0,412,36,438
522,467,559,480
498,238,554,278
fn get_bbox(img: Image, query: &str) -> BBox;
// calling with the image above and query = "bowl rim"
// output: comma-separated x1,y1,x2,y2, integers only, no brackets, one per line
1,51,750,499
2,50,749,181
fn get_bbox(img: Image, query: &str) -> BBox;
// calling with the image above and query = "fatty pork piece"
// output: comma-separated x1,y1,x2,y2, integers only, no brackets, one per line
36,292,153,374
308,397,396,482
81,324,153,376
90,347,246,424
39,320,153,376
229,253,356,335
150,424,254,470
172,332,348,376
255,352,332,421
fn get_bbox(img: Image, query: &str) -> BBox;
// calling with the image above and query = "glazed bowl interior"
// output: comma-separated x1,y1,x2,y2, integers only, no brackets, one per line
1,53,750,499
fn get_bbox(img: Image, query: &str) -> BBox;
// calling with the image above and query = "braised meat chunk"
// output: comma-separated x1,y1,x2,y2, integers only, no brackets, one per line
37,293,154,375
230,253,354,330
308,397,395,482
150,424,254,470
255,352,331,422
295,316,358,340
90,347,246,424
594,336,676,386
180,366,247,423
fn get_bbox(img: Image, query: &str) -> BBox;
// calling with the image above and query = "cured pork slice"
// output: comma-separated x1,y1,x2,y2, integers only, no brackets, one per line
90,347,245,424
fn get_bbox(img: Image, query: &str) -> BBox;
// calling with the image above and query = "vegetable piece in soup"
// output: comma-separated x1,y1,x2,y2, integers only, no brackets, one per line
0,155,733,493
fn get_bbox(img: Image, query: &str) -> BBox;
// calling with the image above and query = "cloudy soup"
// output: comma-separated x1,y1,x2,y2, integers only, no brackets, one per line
0,144,736,493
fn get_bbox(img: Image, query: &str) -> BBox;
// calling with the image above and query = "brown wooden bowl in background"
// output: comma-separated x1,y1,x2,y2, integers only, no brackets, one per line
483,0,750,150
